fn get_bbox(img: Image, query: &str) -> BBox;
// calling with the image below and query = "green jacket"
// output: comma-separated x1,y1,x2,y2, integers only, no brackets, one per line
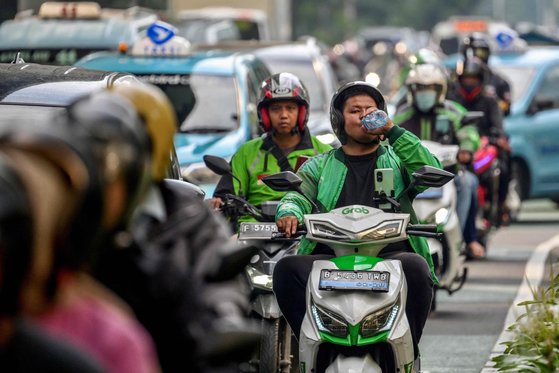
393,101,480,153
213,130,332,210
276,126,442,282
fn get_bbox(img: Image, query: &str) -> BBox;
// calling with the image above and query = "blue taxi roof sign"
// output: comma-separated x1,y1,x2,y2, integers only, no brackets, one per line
131,21,191,57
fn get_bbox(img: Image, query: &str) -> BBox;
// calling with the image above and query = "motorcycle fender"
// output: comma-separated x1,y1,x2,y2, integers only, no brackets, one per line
325,354,381,373
252,293,282,319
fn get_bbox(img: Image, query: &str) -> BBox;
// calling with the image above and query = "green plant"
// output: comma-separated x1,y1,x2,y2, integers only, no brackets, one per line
492,262,559,372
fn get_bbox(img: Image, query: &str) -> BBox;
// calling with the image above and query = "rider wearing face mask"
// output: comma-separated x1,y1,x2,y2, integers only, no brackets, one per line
394,63,486,258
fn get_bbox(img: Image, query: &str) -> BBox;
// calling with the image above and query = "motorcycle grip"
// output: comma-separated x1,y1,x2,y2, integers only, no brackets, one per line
271,229,307,240
407,224,437,233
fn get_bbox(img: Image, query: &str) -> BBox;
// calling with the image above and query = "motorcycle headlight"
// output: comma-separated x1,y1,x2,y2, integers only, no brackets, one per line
310,221,352,240
361,300,400,337
181,162,222,185
435,207,451,225
246,266,273,290
360,220,403,240
311,301,348,338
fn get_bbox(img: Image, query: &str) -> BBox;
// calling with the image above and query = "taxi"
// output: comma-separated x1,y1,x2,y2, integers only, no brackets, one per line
490,47,559,205
75,21,272,196
0,1,158,65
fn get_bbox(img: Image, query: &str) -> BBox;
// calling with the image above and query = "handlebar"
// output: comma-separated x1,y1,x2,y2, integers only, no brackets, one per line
271,228,307,240
406,224,442,239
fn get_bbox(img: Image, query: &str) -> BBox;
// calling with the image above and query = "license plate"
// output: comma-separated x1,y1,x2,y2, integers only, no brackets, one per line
319,269,390,292
238,222,278,240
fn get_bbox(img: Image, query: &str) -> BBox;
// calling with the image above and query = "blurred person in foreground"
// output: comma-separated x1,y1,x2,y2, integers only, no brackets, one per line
272,81,442,362
0,90,161,373
0,154,103,372
94,83,256,373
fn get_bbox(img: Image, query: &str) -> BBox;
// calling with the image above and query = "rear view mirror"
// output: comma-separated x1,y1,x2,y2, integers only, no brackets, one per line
203,155,231,176
412,166,455,188
261,171,302,192
461,111,484,125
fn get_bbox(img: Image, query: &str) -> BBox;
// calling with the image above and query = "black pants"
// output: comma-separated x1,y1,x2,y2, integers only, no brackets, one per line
273,249,434,359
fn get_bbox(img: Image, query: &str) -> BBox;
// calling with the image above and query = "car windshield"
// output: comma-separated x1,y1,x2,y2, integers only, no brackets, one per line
491,66,537,104
141,74,239,133
261,59,325,112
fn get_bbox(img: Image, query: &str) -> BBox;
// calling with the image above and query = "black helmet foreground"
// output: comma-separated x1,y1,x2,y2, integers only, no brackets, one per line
257,72,310,133
330,81,386,145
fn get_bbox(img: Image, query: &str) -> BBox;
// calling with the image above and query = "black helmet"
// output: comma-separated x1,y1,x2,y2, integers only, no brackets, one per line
0,156,32,316
456,56,489,85
460,32,491,63
330,81,386,145
257,72,310,133
65,90,151,215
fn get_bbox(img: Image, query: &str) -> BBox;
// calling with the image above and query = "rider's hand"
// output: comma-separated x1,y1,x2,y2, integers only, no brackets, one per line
361,109,394,138
276,215,300,238
207,197,223,211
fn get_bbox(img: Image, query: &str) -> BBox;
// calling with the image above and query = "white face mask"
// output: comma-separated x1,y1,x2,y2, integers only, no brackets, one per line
414,90,438,112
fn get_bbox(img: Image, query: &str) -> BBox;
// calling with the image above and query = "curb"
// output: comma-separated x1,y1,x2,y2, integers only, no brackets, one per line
480,234,559,372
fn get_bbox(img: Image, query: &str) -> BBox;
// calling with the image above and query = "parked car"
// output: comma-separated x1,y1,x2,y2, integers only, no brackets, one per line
76,22,272,196
490,46,559,205
0,1,158,65
0,61,184,183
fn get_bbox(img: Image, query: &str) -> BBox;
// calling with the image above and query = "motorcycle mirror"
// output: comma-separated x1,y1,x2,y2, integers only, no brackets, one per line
203,155,232,176
163,178,206,200
461,111,484,125
261,171,302,192
262,172,321,213
205,242,259,283
411,166,455,187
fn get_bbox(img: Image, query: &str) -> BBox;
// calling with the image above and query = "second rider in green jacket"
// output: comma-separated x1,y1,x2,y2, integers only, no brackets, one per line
209,72,332,222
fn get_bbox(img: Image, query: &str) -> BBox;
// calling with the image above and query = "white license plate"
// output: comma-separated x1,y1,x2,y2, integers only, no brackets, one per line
319,269,390,292
238,222,278,240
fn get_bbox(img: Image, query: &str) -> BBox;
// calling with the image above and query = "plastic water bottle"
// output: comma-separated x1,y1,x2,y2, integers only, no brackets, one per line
361,110,388,130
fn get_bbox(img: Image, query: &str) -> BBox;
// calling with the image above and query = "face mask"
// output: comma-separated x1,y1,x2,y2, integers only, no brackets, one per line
461,82,480,93
414,90,438,112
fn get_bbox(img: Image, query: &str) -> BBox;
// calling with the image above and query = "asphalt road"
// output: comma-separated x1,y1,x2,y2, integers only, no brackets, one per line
420,199,559,373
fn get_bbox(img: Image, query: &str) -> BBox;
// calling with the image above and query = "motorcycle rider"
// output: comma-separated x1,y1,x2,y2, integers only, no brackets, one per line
92,83,255,373
273,81,442,360
209,72,332,224
394,63,485,258
461,32,512,116
449,56,511,227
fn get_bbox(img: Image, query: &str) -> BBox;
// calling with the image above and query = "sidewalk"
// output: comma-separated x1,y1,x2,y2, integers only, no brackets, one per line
480,237,559,372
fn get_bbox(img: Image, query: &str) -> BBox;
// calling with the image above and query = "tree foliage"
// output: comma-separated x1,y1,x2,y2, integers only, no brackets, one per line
293,0,483,44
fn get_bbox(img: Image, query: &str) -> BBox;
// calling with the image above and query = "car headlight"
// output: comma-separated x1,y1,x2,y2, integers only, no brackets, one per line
311,301,348,338
359,220,403,240
246,266,273,290
181,162,221,185
361,300,400,337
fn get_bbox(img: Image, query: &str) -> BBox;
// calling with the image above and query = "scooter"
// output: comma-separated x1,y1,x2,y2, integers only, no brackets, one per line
412,141,467,310
203,155,298,373
262,166,454,373
473,135,501,247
